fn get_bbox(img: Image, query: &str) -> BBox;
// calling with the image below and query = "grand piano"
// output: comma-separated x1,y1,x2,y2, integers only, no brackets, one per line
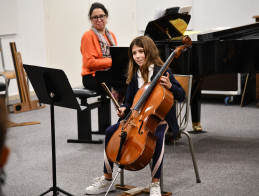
100,13,259,132
145,13,259,131
95,46,129,95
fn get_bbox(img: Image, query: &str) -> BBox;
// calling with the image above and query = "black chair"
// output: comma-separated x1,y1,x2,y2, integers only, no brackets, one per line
0,73,8,105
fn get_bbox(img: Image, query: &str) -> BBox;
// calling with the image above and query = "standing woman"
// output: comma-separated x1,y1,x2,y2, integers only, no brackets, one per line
84,36,186,196
81,2,117,94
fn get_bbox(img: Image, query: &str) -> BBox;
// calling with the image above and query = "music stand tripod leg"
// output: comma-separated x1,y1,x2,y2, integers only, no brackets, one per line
23,64,88,196
39,101,73,196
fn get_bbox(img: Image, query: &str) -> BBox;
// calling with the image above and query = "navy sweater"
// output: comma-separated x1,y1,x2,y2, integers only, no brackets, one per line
121,65,186,137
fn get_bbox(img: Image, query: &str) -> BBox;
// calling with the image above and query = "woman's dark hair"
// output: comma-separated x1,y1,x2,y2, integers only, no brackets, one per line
88,2,109,18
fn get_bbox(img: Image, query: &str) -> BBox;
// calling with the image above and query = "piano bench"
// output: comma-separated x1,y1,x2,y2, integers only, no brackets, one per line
67,88,111,144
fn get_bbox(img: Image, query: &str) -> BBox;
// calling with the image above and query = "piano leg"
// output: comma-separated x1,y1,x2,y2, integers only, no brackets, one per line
191,75,202,132
256,73,259,107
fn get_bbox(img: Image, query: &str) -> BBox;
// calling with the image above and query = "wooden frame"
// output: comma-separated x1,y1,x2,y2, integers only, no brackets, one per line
9,42,45,113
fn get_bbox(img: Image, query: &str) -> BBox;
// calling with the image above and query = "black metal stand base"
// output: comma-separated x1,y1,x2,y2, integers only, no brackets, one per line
67,139,103,144
40,186,73,196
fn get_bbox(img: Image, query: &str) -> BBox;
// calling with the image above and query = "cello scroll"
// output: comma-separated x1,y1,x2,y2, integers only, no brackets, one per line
174,36,192,58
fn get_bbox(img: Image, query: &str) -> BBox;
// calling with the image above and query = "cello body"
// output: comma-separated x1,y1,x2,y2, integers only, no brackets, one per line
106,83,174,171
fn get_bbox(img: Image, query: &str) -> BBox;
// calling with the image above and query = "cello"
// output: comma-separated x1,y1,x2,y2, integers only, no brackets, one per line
106,36,192,171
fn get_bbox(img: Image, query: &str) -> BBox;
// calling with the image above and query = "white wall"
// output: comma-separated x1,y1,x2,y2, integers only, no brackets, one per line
44,0,138,88
0,0,19,35
0,0,46,97
1,0,259,97
192,0,259,31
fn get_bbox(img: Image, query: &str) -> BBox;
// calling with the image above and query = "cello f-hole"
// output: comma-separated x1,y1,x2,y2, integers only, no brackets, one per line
138,119,144,135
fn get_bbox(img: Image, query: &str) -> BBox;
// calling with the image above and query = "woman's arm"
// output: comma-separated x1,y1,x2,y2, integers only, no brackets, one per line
81,31,115,71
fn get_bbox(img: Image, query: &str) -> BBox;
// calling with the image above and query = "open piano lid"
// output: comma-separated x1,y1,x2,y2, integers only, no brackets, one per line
144,13,191,41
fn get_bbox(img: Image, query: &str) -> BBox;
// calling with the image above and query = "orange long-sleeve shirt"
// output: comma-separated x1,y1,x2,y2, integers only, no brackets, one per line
80,29,117,76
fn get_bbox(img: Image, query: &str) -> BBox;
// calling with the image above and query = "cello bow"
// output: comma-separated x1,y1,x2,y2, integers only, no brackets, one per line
101,82,120,110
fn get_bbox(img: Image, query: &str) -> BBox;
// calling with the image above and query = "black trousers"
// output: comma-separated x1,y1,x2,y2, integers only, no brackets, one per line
82,74,126,96
82,74,106,94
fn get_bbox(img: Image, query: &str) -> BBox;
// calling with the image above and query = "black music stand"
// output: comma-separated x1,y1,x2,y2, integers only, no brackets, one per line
23,64,81,196
144,13,191,41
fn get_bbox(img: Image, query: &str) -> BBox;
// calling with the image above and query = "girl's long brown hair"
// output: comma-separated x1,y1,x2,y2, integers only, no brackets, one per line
126,36,164,84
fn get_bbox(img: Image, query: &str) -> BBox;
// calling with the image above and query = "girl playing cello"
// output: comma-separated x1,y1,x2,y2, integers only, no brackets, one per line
84,36,186,196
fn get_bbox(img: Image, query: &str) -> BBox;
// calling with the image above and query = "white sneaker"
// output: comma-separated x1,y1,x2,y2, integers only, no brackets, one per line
84,176,115,195
149,182,162,196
